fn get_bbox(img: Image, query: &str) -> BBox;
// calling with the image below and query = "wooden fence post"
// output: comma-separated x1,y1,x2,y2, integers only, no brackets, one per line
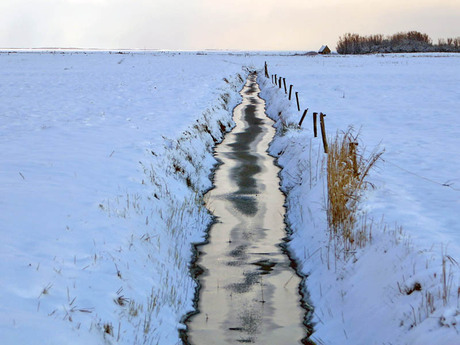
283,78,287,94
349,142,359,176
298,108,309,127
313,112,318,137
320,113,328,154
278,76,282,89
295,92,300,111
288,85,293,100
274,74,278,86
264,62,269,78
271,75,274,84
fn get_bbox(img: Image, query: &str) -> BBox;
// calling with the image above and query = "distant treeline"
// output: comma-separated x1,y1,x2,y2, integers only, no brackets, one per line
336,31,460,54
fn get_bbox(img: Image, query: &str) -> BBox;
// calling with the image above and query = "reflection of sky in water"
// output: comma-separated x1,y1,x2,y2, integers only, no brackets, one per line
238,305,262,342
187,74,310,345
228,195,257,216
228,95,264,215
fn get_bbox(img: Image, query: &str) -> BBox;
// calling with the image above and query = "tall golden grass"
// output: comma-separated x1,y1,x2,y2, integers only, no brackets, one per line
326,129,383,257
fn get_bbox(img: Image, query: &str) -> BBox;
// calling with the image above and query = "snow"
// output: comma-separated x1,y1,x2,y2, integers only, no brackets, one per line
258,53,460,344
1,51,459,344
0,51,251,344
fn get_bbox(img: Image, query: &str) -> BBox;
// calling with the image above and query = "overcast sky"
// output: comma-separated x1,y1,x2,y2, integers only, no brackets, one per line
0,0,458,50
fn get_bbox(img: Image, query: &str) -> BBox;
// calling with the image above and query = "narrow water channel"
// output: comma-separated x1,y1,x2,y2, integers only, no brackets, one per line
186,73,307,344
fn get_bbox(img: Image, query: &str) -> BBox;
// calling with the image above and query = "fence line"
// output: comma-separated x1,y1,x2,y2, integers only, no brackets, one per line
262,61,459,190
298,109,308,128
264,61,328,154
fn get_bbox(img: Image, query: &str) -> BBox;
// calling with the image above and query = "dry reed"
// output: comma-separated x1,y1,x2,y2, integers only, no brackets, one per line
326,129,383,257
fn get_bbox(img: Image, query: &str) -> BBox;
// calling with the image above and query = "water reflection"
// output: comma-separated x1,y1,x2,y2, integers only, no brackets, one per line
185,73,309,344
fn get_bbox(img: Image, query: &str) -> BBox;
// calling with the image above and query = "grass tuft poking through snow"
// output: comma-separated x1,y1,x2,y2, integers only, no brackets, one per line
326,129,383,259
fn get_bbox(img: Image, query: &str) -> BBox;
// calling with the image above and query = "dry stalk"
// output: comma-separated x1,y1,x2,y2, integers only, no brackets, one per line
326,128,383,259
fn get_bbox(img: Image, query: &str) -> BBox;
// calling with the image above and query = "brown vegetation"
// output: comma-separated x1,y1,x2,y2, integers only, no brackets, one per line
327,129,383,257
336,31,460,54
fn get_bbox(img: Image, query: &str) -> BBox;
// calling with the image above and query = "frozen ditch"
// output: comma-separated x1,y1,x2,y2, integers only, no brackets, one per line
183,72,310,344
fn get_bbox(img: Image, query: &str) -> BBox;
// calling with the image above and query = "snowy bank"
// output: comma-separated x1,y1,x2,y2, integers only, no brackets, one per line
2,51,459,345
258,53,460,345
0,51,248,344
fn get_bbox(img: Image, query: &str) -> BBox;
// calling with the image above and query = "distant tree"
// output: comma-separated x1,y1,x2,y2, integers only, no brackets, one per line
336,31,460,54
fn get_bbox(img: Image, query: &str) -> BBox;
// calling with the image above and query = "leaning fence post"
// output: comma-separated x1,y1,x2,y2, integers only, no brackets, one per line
283,78,287,94
264,62,269,78
349,142,359,176
298,109,308,127
320,113,328,154
313,112,318,137
288,85,293,100
295,92,300,111
274,74,278,86
278,76,282,89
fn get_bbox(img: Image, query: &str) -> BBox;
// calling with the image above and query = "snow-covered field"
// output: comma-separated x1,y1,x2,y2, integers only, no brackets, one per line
1,51,459,345
0,51,252,344
258,53,460,344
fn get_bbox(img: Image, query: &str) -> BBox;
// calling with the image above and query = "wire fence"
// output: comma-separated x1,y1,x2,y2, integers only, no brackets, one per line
264,61,332,155
263,61,460,192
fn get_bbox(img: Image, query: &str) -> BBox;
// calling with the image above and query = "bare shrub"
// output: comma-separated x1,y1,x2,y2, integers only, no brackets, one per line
336,31,460,54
